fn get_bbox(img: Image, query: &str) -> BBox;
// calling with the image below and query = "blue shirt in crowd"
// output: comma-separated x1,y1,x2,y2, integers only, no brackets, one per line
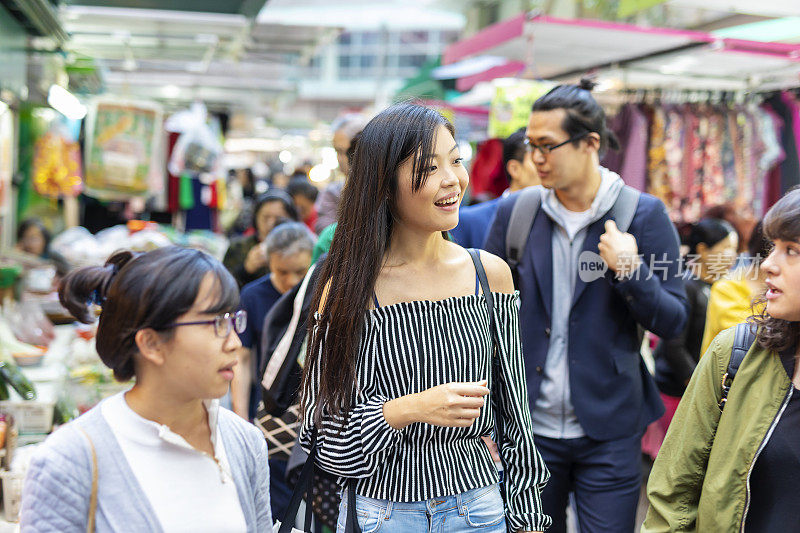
449,198,501,249
239,274,283,420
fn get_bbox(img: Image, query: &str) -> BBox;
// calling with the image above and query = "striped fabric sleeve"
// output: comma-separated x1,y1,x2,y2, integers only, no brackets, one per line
299,348,405,478
494,293,553,532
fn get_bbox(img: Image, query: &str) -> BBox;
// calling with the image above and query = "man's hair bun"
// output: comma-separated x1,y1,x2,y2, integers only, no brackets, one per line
578,78,597,91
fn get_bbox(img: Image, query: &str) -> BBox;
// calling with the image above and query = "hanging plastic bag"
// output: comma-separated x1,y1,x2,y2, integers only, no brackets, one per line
168,102,223,177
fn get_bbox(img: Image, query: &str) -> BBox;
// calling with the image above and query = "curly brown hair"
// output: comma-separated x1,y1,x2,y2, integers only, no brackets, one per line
748,188,800,352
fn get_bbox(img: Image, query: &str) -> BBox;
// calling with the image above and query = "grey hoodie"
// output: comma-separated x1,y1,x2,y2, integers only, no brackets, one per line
531,167,625,439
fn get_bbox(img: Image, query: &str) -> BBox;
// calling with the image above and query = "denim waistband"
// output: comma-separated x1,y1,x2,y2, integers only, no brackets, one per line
350,484,500,519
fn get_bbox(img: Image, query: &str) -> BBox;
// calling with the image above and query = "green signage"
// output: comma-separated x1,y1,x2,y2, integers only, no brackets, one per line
617,0,668,18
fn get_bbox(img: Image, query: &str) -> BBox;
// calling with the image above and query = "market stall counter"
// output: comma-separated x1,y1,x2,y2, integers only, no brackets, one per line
0,323,127,525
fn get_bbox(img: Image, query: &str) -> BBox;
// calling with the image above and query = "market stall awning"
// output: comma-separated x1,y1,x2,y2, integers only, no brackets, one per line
443,13,800,92
442,13,713,79
598,38,800,91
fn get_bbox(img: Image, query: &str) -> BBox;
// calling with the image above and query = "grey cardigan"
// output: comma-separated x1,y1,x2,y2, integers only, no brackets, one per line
20,401,272,532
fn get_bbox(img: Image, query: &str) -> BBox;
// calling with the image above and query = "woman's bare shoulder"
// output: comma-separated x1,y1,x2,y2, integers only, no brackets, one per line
449,242,514,294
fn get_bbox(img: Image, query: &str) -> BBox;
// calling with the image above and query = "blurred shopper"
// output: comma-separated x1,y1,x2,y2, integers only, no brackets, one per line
225,168,257,236
484,79,688,533
644,188,800,532
223,190,299,288
15,218,70,276
314,114,368,233
311,222,335,264
21,246,271,532
653,219,738,434
286,178,320,233
450,128,540,248
299,103,551,533
231,222,314,525
232,222,315,421
700,221,771,355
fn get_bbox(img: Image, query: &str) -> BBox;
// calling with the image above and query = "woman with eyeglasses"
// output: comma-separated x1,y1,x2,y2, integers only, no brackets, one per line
20,246,271,533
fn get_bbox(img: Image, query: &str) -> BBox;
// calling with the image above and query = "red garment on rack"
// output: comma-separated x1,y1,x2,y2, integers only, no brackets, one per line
166,131,181,213
469,139,505,199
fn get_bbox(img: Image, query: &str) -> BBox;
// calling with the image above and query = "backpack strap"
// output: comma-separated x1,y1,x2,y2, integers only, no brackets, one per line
607,185,640,234
719,323,757,411
505,186,542,275
261,262,317,391
504,184,639,279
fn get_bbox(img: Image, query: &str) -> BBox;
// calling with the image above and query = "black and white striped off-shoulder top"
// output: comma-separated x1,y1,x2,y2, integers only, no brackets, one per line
300,291,552,532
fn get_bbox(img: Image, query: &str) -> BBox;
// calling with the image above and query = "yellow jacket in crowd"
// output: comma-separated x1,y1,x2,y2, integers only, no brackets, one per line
700,270,765,356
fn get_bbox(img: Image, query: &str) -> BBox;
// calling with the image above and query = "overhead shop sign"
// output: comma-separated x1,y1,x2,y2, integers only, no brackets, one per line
488,79,552,139
84,98,163,200
617,0,669,18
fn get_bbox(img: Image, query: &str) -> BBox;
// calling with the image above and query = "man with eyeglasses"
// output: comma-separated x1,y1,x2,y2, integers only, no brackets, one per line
484,80,688,532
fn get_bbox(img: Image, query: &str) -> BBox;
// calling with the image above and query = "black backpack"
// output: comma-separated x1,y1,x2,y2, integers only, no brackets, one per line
258,259,323,416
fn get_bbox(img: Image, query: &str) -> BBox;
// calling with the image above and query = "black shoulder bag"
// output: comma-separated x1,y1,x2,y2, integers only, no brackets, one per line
467,247,508,506
278,427,361,533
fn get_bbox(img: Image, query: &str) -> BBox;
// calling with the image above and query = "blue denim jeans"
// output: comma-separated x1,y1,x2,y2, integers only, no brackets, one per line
336,484,507,533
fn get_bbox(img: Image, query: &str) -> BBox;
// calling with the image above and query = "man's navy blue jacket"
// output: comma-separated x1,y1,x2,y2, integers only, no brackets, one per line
484,190,688,441
449,198,500,249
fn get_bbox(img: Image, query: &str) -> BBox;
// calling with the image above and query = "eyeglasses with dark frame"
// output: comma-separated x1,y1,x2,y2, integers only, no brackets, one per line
160,310,247,338
524,132,590,156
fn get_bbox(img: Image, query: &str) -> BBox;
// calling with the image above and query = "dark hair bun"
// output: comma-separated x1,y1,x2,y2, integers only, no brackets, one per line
579,78,597,92
58,250,137,323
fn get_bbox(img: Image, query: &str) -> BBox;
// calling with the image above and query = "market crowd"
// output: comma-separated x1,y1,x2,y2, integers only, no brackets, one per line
17,81,800,533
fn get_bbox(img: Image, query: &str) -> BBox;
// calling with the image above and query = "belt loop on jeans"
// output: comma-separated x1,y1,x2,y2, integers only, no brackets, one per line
384,501,393,520
456,492,466,516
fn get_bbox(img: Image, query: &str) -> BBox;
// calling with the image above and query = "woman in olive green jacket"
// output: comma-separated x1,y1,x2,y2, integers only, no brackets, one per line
644,188,800,533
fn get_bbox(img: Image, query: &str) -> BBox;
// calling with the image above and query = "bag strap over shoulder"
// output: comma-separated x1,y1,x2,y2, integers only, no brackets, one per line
75,426,98,533
467,248,499,353
719,323,758,411
467,248,507,504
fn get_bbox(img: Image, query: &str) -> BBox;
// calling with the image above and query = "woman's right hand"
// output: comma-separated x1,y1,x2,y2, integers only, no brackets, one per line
384,380,489,429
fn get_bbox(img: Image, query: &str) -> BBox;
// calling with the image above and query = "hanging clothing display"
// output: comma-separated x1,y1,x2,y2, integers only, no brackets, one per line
602,103,649,191
602,91,800,223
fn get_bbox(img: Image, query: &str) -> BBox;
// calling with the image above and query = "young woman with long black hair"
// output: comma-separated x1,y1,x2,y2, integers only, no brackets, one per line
299,103,551,533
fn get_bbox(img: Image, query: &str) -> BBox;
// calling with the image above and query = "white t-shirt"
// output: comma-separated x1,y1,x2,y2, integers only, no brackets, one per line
101,392,248,533
551,201,593,241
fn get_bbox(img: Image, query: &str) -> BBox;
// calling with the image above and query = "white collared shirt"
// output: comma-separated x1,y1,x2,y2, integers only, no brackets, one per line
101,392,248,533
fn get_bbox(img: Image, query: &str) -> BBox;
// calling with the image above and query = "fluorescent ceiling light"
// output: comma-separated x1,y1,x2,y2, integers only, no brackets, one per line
162,85,181,98
61,6,247,27
47,85,87,120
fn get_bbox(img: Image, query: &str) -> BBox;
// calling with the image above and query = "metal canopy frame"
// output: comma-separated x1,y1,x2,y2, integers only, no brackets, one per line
53,4,339,111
